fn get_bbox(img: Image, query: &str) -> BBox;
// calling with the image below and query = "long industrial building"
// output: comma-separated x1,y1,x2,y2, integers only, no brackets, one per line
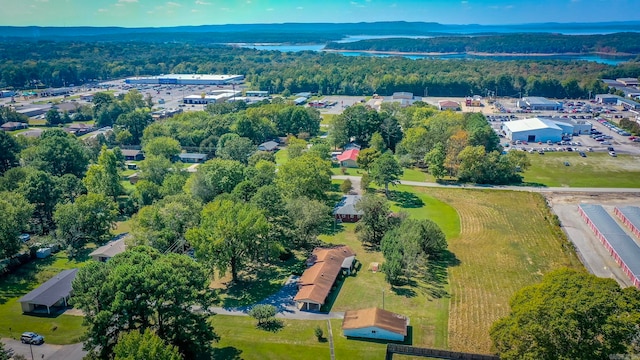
502,117,579,143
579,204,640,289
125,74,244,85
615,206,640,239
516,96,563,111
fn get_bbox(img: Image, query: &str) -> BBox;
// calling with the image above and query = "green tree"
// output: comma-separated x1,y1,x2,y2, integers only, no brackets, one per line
0,192,34,258
186,199,271,282
424,142,447,179
248,304,277,327
184,158,245,203
216,135,255,164
116,109,152,145
356,148,381,172
0,131,21,175
287,137,307,159
355,195,392,248
369,152,404,197
138,155,174,186
275,106,321,136
114,329,182,360
396,126,429,165
131,194,201,253
251,160,276,187
72,247,216,359
369,131,386,153
308,142,332,161
276,153,332,201
56,173,87,203
83,146,124,201
285,196,332,247
248,151,276,166
143,136,182,159
340,179,353,194
490,268,640,360
160,172,189,197
132,180,162,207
232,180,258,202
45,108,62,126
251,185,295,248
18,169,61,233
21,129,89,177
54,193,118,251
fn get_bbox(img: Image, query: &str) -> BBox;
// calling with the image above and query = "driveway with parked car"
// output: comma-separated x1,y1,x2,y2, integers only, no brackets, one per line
2,338,86,360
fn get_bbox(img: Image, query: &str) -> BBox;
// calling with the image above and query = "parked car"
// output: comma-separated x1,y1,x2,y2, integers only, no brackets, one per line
564,161,570,166
21,332,44,345
609,151,617,157
19,233,30,242
579,152,586,157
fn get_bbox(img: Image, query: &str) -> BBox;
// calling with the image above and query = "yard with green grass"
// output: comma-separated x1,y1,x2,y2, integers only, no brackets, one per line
0,251,91,344
523,152,640,187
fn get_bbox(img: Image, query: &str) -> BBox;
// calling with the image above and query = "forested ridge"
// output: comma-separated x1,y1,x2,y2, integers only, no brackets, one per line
2,41,640,98
325,32,640,54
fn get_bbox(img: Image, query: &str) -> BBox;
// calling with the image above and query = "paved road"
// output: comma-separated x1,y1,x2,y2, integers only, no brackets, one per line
1,338,86,360
331,175,640,194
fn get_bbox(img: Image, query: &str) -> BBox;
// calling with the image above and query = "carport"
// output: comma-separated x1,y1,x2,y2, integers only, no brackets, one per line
19,268,78,314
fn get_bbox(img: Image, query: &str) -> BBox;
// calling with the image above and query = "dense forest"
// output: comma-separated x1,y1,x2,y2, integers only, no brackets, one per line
1,41,640,98
325,33,640,54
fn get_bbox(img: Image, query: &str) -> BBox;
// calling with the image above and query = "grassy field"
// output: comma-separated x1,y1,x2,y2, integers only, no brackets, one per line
418,188,582,353
211,315,386,359
319,186,461,351
0,251,90,344
523,152,640,187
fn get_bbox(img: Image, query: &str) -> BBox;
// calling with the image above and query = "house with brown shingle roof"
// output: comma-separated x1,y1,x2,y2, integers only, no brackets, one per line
342,307,408,341
293,246,355,311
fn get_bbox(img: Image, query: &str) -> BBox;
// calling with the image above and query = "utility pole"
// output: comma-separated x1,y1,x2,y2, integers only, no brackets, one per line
424,87,428,98
382,289,385,310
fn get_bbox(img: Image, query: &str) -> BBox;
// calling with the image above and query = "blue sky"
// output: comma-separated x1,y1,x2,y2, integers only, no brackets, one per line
1,0,637,27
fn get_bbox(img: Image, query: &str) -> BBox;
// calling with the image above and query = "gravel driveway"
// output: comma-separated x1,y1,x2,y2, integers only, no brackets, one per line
1,338,86,360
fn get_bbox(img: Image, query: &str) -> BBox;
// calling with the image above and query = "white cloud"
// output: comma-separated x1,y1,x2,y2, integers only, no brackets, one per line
118,0,137,2
98,8,108,12
192,9,199,12
195,0,210,4
296,6,303,10
167,1,181,6
115,3,124,6
266,7,274,11
461,0,468,3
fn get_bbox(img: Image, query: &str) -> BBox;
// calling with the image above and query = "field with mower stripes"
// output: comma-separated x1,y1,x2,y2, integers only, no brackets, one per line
421,188,582,353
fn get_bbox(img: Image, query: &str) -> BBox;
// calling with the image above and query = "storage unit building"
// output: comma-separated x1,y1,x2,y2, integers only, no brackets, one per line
615,206,640,239
579,204,640,289
517,97,562,111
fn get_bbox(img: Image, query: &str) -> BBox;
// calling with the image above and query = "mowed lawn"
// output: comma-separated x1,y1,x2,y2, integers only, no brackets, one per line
421,188,582,353
0,251,90,344
320,190,460,352
523,152,640,187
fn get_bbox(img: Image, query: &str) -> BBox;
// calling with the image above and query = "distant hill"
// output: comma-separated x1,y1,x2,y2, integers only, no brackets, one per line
1,21,639,43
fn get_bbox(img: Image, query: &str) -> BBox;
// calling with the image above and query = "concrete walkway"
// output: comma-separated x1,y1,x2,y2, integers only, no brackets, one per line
332,175,640,194
209,275,344,320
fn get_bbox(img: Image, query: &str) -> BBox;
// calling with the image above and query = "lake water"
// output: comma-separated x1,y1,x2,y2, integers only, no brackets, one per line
234,35,636,65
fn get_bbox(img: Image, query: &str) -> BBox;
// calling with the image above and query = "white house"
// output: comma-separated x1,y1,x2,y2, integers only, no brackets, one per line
342,307,408,342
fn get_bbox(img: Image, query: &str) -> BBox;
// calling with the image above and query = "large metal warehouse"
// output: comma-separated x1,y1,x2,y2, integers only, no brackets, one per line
516,96,563,111
502,117,566,143
125,74,244,85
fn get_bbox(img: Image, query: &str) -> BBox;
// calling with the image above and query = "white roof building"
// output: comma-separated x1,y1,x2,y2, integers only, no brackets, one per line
125,74,244,85
502,117,571,143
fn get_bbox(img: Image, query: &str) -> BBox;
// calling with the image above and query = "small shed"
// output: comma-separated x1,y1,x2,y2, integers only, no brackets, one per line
178,153,208,164
336,149,359,168
19,268,78,314
121,149,144,161
89,237,127,262
342,307,408,342
258,141,279,152
334,195,363,222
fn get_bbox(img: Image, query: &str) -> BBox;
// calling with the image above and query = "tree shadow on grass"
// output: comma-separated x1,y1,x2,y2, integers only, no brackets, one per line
389,190,425,209
207,346,243,360
518,181,548,188
257,318,284,332
0,254,58,305
218,258,300,309
420,250,460,300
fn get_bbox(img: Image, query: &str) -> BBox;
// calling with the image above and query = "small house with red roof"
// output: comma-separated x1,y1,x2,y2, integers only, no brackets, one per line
336,149,360,168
